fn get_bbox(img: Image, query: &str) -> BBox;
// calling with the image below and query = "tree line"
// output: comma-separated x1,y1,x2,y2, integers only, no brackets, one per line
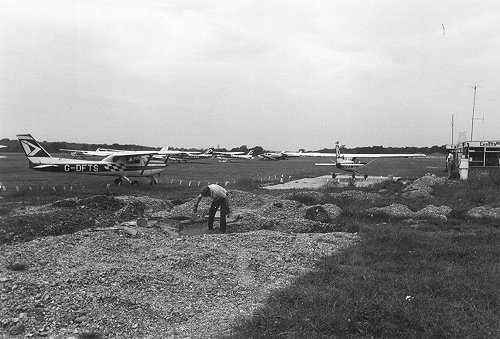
0,138,446,156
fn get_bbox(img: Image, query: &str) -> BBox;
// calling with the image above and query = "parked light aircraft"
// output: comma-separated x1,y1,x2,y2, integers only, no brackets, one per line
314,141,426,177
0,145,6,159
282,150,304,158
17,134,169,185
159,148,214,162
258,151,288,160
216,150,254,162
213,150,245,156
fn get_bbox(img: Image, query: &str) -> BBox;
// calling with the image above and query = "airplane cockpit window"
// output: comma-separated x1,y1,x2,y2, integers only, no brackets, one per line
127,156,141,164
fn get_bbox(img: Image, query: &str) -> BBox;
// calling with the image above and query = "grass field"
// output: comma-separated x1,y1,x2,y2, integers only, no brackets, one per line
2,153,498,338
0,152,445,194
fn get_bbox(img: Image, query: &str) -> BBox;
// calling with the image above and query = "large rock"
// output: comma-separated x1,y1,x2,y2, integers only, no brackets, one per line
322,204,342,220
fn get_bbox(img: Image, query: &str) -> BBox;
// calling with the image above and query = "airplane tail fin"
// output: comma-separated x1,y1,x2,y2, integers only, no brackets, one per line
205,148,214,155
247,150,254,156
158,146,169,154
17,134,52,159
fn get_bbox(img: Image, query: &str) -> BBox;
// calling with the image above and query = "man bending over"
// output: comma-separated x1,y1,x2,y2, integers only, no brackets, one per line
193,184,230,233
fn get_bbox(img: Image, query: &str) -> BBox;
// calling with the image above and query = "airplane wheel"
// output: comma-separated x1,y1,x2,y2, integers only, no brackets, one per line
332,173,336,179
131,180,139,187
150,179,158,185
114,178,122,186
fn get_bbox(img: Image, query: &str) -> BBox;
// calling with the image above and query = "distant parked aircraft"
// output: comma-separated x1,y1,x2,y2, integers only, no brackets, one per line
216,150,254,162
258,151,288,161
282,150,304,158
0,145,6,159
18,134,169,185
159,147,214,163
315,141,426,177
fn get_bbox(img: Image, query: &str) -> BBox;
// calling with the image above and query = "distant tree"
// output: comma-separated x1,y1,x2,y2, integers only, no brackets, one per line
252,146,265,156
230,145,249,153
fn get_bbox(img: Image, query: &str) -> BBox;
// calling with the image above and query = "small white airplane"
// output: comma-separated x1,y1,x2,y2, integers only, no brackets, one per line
18,134,169,185
216,150,254,162
159,147,214,163
258,151,288,161
315,141,426,178
0,145,6,159
213,150,245,156
282,150,304,158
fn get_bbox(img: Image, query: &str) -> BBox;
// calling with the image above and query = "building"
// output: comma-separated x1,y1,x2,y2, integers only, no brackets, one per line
451,141,500,179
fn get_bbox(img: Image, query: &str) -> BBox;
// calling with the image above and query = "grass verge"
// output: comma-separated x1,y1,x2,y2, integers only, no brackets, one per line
230,222,500,338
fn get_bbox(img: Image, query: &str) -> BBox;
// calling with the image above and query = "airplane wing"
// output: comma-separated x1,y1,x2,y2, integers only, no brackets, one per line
299,152,336,157
302,152,426,158
213,151,245,155
341,153,426,159
101,150,160,162
60,148,121,157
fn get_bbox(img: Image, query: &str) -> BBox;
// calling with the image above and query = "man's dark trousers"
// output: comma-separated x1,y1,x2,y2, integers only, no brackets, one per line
208,198,227,233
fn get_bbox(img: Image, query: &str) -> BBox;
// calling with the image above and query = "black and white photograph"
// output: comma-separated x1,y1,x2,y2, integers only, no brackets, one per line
1,1,499,338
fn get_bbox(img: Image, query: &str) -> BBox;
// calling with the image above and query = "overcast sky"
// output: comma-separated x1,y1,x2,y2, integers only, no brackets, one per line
1,0,500,150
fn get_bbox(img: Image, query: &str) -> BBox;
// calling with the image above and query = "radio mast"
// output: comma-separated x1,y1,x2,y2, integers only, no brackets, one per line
470,85,479,141
451,114,454,144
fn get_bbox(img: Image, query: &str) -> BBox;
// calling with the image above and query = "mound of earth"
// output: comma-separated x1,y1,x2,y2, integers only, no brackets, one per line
368,204,452,221
402,174,446,199
467,206,500,221
0,196,173,245
158,190,344,234
331,190,383,201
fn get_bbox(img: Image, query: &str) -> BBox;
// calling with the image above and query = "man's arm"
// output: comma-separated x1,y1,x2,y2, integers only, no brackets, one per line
193,194,203,213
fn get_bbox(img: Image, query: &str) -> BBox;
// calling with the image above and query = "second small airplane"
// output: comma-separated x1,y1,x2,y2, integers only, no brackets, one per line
314,141,426,177
216,150,254,162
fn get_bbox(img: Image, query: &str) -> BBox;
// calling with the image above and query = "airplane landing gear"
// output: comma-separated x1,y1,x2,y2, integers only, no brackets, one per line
131,180,139,187
114,178,122,186
149,177,158,185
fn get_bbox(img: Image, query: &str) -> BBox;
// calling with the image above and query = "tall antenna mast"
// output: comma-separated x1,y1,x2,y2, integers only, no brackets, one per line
451,114,454,144
470,85,479,141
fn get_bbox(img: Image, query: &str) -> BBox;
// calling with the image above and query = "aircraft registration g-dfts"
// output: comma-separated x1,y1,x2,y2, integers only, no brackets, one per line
17,134,169,185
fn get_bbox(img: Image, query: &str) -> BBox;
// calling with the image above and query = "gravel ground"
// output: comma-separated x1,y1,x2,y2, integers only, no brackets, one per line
2,175,495,338
1,229,357,338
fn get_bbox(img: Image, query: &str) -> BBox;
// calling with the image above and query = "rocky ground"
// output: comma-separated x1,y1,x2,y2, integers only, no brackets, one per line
1,174,499,338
